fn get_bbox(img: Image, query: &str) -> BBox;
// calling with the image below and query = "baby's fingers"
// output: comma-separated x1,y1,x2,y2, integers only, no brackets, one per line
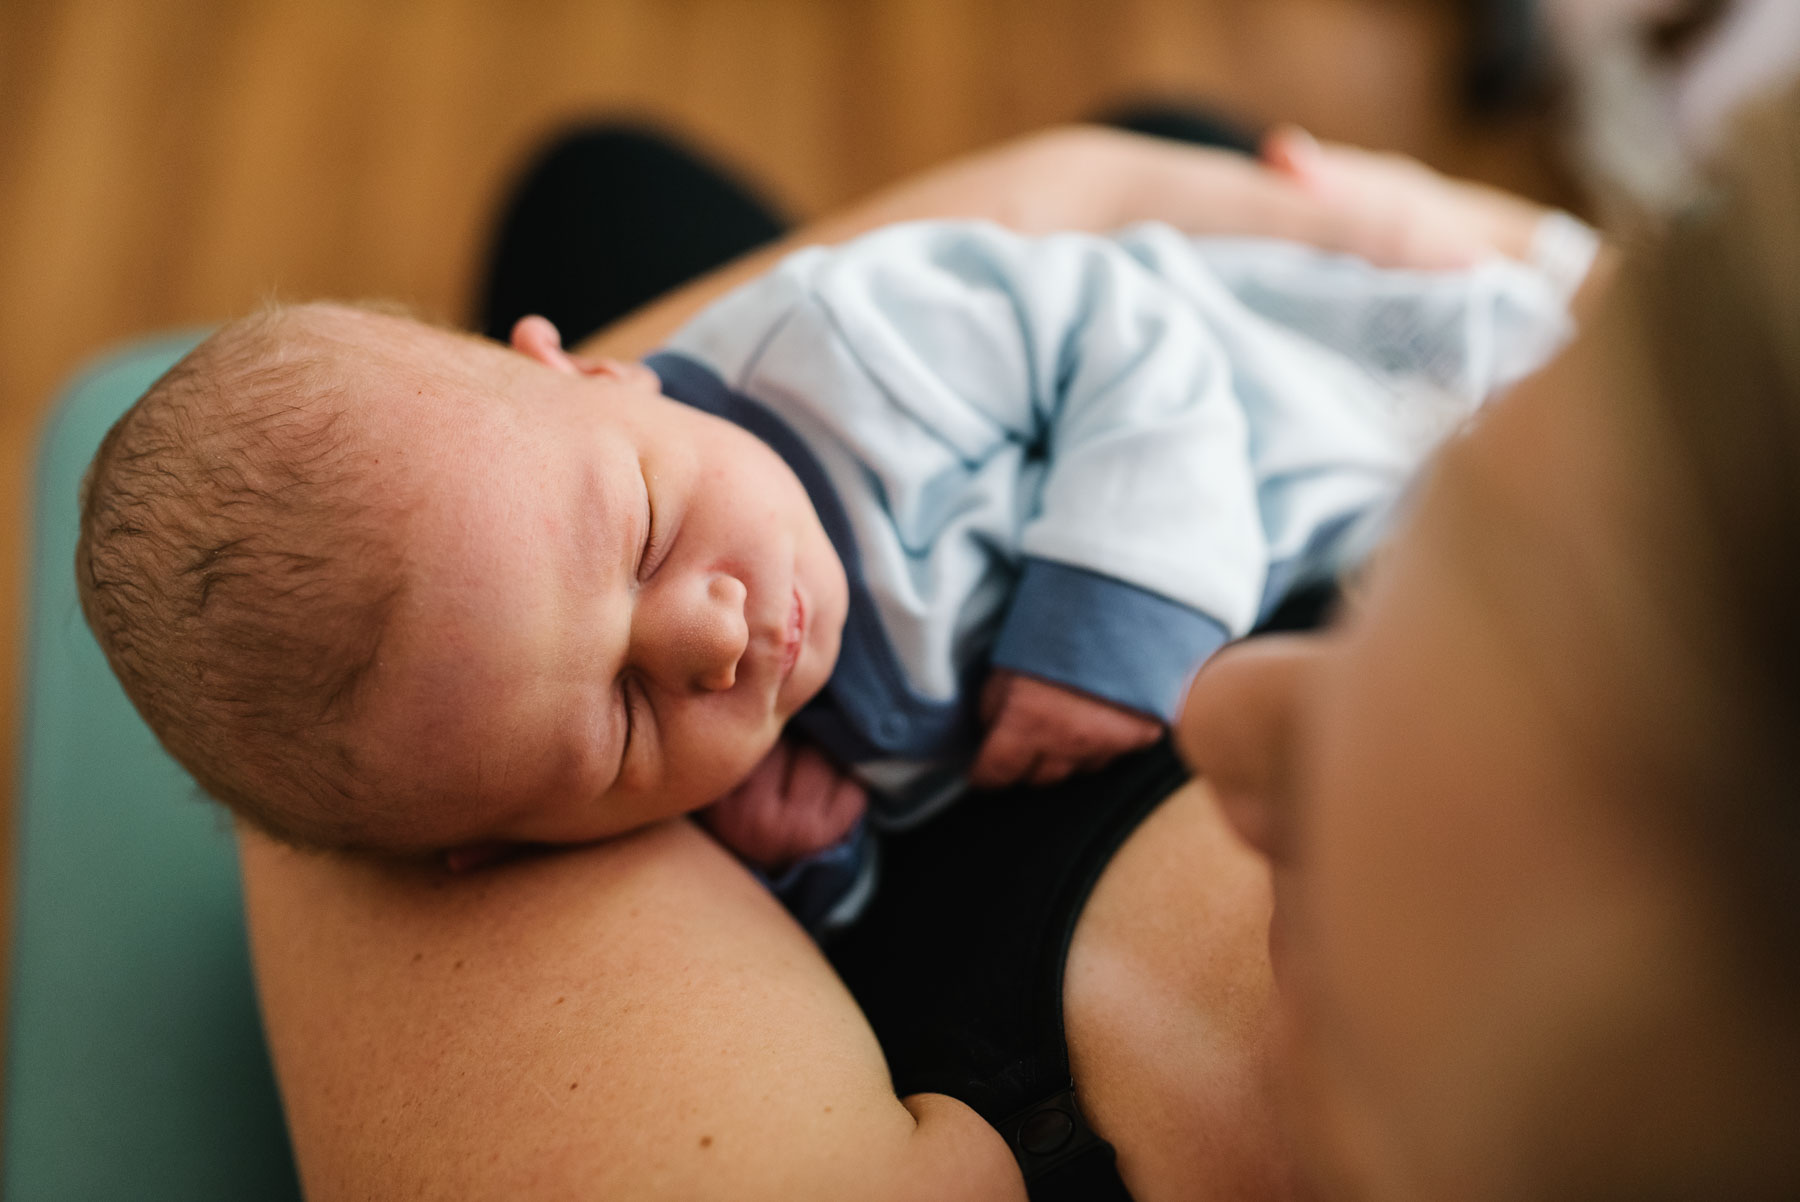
784,741,841,802
763,744,865,860
816,777,868,847
1028,756,1081,787
969,715,1038,790
979,669,1016,725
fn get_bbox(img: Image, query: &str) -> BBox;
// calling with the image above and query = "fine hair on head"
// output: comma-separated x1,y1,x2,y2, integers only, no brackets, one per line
75,300,426,849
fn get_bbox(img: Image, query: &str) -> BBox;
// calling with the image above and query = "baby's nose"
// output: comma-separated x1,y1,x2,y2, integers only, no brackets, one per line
651,572,748,694
694,573,748,691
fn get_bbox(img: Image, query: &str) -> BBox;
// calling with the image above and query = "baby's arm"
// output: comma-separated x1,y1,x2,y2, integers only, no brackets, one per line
699,738,867,873
969,669,1164,790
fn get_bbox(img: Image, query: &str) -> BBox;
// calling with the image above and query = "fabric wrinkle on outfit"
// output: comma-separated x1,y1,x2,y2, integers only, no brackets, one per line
651,219,1578,897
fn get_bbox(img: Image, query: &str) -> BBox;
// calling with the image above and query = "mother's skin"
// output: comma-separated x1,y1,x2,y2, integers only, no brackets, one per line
1179,91,1800,1199
241,128,1551,1201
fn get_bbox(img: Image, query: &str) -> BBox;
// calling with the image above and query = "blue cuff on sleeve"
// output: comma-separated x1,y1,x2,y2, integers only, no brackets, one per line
990,558,1229,722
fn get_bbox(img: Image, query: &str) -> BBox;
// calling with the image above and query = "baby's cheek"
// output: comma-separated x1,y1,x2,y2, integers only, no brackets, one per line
663,704,786,808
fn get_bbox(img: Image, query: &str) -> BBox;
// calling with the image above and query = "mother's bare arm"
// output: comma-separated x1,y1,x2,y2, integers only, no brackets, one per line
579,125,1559,361
242,820,1025,1201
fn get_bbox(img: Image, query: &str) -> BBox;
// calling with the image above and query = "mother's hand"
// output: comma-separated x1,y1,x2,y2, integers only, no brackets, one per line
1262,125,1554,269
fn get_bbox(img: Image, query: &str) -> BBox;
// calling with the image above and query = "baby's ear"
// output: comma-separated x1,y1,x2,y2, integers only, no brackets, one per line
510,314,588,375
510,316,648,386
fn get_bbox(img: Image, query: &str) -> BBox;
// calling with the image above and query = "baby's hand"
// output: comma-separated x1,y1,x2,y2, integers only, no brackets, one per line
699,739,868,873
969,669,1164,790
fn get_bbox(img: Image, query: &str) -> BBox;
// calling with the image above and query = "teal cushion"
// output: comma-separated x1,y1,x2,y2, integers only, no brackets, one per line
7,334,301,1200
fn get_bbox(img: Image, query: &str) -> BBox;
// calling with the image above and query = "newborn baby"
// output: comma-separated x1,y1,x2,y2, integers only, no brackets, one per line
77,220,1585,926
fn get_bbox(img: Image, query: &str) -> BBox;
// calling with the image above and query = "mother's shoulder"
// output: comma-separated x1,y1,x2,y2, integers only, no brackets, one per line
240,820,1022,1200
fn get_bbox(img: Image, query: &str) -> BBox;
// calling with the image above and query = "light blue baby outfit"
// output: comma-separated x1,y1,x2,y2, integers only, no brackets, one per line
647,219,1582,926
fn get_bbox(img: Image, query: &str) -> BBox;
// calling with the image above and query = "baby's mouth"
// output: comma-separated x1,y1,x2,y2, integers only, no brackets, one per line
780,589,805,683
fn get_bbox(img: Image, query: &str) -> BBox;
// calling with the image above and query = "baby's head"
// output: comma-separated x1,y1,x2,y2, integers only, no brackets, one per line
78,302,848,856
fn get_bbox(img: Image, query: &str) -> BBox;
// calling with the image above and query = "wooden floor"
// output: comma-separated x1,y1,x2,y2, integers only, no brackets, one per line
0,0,1563,1084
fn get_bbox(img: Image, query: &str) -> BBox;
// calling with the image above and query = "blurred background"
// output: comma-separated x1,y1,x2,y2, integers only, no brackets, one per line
0,0,1577,1112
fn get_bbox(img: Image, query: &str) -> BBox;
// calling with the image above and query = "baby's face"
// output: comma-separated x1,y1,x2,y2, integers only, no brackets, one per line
344,313,848,853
